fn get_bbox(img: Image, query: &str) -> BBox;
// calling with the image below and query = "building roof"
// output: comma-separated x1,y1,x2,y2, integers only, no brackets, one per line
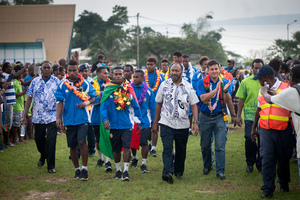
0,4,75,63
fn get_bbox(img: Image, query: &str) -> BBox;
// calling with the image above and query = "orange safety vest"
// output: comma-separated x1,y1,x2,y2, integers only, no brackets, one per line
258,82,290,130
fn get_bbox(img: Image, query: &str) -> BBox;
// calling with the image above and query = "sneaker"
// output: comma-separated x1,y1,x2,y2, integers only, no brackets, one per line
105,161,112,172
114,170,122,179
96,159,104,167
216,173,226,180
150,149,157,157
131,158,138,167
122,171,130,181
162,173,173,184
8,143,15,147
48,169,56,173
80,169,88,181
37,160,45,167
74,169,81,179
140,164,149,173
88,153,95,157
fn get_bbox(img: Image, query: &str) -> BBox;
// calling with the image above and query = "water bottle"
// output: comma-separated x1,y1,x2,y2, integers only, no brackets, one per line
21,124,26,137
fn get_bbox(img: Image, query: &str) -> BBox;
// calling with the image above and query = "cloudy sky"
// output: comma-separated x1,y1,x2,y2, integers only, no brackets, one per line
54,0,300,59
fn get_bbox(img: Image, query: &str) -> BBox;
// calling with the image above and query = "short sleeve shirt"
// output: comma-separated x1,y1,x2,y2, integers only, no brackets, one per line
235,74,261,121
26,76,60,124
12,79,24,111
155,79,199,129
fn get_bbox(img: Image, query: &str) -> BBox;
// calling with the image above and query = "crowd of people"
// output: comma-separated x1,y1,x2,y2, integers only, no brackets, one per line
1,51,300,198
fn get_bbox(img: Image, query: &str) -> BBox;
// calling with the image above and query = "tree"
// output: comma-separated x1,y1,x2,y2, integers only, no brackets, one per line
72,10,106,50
73,5,129,54
88,28,125,63
13,0,53,4
268,31,300,60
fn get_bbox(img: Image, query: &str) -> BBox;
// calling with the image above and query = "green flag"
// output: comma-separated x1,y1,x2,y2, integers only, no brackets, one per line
99,83,120,159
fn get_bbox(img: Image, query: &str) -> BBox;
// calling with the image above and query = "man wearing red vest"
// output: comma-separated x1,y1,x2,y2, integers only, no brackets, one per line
251,65,293,198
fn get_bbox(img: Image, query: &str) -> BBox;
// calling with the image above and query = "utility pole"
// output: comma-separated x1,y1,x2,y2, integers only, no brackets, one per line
287,20,297,56
166,27,168,38
137,13,140,68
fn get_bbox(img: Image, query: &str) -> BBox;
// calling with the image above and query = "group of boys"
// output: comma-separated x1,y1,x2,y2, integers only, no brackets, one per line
3,50,300,199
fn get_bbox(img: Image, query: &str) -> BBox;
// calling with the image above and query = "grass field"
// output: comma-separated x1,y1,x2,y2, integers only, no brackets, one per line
1,125,299,199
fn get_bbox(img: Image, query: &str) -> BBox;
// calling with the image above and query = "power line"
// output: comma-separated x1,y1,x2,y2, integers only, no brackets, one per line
222,34,274,42
131,15,278,42
139,16,182,28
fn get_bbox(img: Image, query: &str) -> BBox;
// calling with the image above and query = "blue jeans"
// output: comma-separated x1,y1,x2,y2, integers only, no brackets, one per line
244,120,261,170
199,112,227,174
160,124,189,176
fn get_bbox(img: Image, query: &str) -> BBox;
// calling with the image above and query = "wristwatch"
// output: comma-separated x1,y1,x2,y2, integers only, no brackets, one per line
231,114,237,117
193,121,199,124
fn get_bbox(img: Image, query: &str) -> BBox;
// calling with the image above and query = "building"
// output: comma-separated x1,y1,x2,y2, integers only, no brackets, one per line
0,4,75,64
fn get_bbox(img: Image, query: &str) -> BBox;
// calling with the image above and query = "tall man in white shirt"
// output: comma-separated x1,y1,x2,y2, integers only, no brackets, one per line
152,63,199,184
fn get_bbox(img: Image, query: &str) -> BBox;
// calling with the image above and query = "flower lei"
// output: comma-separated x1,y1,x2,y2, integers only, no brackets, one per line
145,69,160,92
220,68,233,81
130,82,148,105
113,81,132,110
159,69,169,80
64,73,92,111
92,79,110,96
203,74,228,121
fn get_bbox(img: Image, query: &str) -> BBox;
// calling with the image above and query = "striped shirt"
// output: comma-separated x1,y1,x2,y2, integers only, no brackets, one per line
2,73,16,104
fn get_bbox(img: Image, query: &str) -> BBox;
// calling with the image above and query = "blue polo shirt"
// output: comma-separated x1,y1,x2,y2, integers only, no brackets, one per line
197,78,230,114
132,82,155,129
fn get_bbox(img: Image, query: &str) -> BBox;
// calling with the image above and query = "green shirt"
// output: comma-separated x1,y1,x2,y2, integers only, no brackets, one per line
12,79,24,111
236,74,261,121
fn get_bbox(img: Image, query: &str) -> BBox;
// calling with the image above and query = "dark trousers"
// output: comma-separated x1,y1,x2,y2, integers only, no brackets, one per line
259,125,293,192
34,122,57,170
160,124,189,176
244,120,261,170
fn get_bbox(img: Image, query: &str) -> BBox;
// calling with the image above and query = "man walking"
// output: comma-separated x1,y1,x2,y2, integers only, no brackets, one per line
55,60,96,181
152,63,199,184
21,61,60,173
130,70,155,172
90,67,112,171
236,59,264,173
197,59,236,180
100,66,143,181
144,57,165,157
251,65,293,198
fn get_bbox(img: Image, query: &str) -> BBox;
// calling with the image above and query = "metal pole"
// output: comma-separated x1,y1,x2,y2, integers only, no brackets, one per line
137,13,140,69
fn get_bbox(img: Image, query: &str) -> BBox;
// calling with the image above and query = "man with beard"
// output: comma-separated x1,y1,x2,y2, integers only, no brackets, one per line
152,63,199,184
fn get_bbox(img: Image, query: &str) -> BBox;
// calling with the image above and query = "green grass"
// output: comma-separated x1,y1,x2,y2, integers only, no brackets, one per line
1,125,300,199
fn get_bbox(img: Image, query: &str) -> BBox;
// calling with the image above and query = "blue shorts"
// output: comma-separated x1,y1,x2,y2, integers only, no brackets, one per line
66,123,89,147
110,129,132,152
140,128,150,145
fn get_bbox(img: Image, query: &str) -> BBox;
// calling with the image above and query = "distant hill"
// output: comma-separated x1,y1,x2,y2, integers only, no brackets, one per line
212,14,300,26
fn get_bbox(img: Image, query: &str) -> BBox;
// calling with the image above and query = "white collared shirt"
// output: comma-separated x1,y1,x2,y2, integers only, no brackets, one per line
155,78,199,129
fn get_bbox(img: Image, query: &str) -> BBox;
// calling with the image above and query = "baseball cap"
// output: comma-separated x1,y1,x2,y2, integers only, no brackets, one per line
252,65,274,80
227,59,235,64
79,64,88,72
